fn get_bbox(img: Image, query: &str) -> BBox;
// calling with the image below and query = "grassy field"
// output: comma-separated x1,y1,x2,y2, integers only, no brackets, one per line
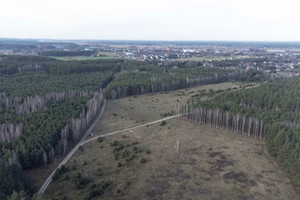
27,82,242,189
44,82,299,200
52,52,119,61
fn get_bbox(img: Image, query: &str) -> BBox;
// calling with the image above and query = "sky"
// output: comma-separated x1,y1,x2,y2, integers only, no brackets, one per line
0,0,300,41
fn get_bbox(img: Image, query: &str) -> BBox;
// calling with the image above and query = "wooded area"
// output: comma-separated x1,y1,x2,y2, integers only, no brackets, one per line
106,61,239,98
39,50,95,57
0,55,275,198
181,77,300,194
0,55,121,198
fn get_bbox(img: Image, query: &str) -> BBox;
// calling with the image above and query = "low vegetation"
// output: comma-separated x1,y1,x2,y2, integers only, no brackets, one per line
45,83,298,199
185,76,300,194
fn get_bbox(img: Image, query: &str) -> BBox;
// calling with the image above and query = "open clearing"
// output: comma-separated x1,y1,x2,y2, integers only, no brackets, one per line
52,52,119,61
51,56,118,61
45,82,299,200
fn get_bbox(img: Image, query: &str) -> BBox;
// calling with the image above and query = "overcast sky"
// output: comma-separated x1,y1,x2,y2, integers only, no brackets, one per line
1,0,300,41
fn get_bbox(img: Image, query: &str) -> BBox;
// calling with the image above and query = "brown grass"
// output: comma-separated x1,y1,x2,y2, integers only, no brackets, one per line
43,82,299,200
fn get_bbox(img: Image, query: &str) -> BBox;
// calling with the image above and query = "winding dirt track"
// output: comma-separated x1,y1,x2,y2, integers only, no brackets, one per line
38,102,185,194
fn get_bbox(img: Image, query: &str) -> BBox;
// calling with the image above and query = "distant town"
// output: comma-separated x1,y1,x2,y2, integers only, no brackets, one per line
1,39,300,78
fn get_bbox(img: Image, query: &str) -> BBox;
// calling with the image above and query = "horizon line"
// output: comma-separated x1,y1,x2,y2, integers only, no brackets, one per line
1,37,300,43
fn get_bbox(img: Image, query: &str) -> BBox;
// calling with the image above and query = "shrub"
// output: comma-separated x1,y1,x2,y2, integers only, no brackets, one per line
114,152,119,160
52,169,61,181
97,137,103,143
79,146,84,151
96,167,103,176
72,165,77,171
140,158,146,164
126,154,136,162
117,162,122,168
133,146,140,153
60,165,70,173
88,180,111,198
111,140,120,147
160,121,166,126
52,165,70,181
113,144,124,152
122,149,130,158
74,173,89,189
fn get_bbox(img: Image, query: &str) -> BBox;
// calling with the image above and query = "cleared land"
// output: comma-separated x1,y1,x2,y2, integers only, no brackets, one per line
52,52,119,61
45,82,299,200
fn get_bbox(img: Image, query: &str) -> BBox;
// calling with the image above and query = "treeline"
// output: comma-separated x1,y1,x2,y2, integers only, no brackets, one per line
106,63,237,98
0,89,104,170
0,90,92,115
0,57,122,97
43,59,122,75
0,55,122,76
183,76,300,195
0,160,35,199
234,70,268,82
39,50,95,57
42,89,105,164
0,55,53,75
210,77,300,113
0,124,23,143
211,58,268,68
0,56,246,198
179,105,268,140
107,72,238,99
0,71,114,97
0,56,118,198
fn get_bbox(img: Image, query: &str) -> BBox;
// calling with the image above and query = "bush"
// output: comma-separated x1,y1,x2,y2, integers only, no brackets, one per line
97,137,103,143
160,112,173,117
60,165,70,173
140,158,146,164
113,145,124,152
146,150,151,154
88,180,111,199
122,150,130,158
52,170,61,181
72,165,77,171
114,152,119,160
52,165,69,181
96,167,103,176
133,146,140,153
126,154,136,162
74,173,89,189
111,140,120,147
160,121,166,126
